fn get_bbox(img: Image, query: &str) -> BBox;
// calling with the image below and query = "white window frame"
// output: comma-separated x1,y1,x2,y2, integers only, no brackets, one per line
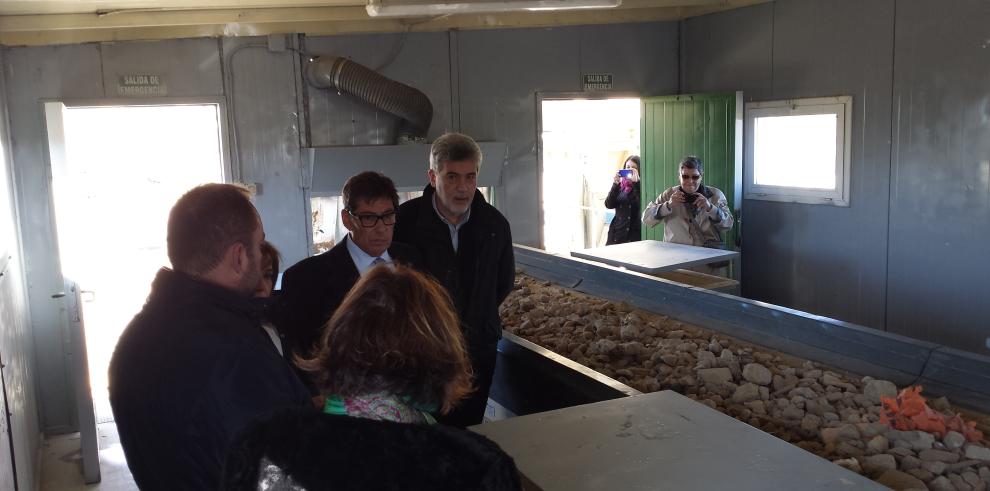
744,96,852,206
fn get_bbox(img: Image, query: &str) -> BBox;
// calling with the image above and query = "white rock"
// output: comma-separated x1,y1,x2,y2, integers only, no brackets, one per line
920,449,961,463
948,473,973,491
833,457,862,473
695,350,717,369
921,460,947,475
697,367,733,386
619,323,640,340
862,454,897,474
742,363,773,386
866,435,889,454
965,444,990,462
863,379,898,404
821,424,860,446
875,469,927,491
928,476,956,491
833,457,862,474
944,431,966,451
800,413,822,433
745,400,767,415
732,383,761,403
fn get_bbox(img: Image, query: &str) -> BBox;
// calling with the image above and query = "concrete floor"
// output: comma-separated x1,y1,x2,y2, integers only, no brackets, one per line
40,423,136,491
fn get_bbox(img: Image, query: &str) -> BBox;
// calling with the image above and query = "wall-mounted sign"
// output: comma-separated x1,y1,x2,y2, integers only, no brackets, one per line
117,74,167,97
583,73,613,91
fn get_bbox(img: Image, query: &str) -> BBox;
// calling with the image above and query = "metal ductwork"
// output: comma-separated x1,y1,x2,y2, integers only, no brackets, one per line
305,56,434,142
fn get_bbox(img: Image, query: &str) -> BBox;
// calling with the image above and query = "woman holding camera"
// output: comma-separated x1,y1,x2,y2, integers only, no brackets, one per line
604,155,642,245
641,155,734,250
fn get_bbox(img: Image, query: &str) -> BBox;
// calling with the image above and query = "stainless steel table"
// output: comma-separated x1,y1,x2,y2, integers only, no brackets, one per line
571,240,740,277
472,390,883,491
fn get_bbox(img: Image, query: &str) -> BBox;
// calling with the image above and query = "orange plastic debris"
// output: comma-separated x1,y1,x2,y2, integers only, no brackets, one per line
880,386,983,442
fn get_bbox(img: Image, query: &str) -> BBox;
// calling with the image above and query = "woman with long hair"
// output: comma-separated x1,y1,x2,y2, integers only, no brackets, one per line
297,264,473,423
604,155,642,245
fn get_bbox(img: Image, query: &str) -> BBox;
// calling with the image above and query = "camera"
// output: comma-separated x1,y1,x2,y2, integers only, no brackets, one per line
681,192,697,203
618,169,633,178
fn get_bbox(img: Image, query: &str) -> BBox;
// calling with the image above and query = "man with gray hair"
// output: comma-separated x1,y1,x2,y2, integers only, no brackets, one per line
395,132,515,427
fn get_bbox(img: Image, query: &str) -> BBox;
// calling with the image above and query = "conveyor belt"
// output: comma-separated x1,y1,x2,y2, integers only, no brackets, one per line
510,244,990,413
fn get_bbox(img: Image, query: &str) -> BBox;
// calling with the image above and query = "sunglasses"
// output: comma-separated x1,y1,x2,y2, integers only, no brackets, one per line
681,174,701,181
347,210,397,228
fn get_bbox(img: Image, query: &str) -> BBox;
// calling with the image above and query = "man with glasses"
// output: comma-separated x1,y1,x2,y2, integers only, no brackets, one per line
642,155,734,253
279,171,421,359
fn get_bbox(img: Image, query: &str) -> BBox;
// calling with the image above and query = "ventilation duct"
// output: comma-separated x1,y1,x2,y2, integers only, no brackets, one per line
305,56,433,142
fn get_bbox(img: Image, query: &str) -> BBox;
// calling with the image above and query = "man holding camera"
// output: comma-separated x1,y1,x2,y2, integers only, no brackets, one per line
642,155,734,255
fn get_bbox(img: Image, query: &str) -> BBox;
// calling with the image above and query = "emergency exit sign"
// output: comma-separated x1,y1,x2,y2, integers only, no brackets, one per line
117,74,167,97
583,74,613,91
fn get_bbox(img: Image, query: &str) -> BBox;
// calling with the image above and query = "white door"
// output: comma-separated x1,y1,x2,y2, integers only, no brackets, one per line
43,100,230,480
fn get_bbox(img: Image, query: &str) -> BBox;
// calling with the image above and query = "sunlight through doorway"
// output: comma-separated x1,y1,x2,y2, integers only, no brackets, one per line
49,103,228,423
540,98,641,255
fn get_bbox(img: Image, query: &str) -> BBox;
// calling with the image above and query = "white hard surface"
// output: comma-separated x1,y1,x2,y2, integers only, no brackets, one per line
472,391,884,491
571,240,739,274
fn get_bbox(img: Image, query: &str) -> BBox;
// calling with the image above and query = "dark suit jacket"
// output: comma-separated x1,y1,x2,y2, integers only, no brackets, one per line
277,236,421,358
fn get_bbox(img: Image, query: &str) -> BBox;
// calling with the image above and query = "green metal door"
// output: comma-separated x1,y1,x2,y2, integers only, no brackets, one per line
640,92,741,249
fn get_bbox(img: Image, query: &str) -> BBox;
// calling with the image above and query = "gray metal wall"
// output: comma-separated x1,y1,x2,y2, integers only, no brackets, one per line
0,48,42,491
305,23,681,245
2,37,312,433
683,0,990,356
885,0,990,354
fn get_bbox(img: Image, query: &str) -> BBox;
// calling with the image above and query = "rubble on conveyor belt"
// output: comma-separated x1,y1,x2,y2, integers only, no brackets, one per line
501,274,990,491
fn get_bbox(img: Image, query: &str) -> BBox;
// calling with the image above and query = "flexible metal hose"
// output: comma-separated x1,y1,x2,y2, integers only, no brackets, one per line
306,56,433,141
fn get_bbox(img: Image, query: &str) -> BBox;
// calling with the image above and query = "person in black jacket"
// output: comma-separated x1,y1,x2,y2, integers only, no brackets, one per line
108,184,311,491
394,133,515,427
279,171,420,359
604,155,642,245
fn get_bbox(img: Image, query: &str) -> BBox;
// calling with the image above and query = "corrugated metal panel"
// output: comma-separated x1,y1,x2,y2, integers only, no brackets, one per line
682,0,894,334
640,92,739,248
886,0,990,355
5,44,105,434
0,48,42,491
222,37,311,268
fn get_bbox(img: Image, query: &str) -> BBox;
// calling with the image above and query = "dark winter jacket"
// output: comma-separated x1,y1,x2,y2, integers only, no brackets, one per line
221,407,523,490
277,236,422,358
109,268,311,491
604,181,641,245
394,185,514,350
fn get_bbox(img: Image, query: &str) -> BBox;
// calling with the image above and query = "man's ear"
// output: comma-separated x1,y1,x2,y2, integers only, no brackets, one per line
228,241,248,275
341,209,356,232
428,168,437,188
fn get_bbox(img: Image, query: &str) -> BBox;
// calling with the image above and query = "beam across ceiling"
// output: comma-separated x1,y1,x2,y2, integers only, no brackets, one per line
0,0,770,46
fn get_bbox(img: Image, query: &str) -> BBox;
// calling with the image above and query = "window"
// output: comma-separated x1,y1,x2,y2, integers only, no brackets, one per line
744,96,852,206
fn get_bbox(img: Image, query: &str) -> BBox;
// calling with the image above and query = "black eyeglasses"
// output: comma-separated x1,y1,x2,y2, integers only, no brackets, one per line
347,210,397,228
681,174,701,181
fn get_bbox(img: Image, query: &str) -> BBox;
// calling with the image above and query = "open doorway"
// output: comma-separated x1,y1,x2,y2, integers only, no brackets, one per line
540,97,640,255
45,101,229,423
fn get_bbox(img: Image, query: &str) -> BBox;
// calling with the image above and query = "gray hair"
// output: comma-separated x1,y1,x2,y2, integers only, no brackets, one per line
429,133,482,172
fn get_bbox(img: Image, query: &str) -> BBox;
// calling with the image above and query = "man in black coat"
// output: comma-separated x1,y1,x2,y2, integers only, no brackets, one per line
394,133,515,427
279,171,420,359
108,184,312,491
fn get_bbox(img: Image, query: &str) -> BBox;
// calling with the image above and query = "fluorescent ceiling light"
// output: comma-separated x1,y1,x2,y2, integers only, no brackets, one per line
367,0,622,17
